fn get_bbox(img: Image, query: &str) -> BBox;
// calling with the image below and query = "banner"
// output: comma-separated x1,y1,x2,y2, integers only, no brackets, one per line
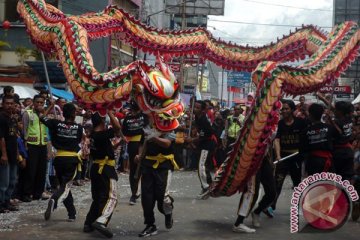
183,85,196,94
319,85,352,94
226,71,251,87
168,63,181,72
227,86,242,93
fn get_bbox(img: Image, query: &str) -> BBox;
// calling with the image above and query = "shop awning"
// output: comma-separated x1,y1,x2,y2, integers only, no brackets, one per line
49,87,74,101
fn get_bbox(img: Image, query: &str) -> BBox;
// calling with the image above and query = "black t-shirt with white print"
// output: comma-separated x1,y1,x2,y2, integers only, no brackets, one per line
122,113,149,137
41,116,83,164
300,122,334,153
333,117,353,145
276,117,307,153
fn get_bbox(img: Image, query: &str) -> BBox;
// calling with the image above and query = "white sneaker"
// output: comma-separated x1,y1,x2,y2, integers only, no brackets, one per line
232,224,256,233
251,212,260,227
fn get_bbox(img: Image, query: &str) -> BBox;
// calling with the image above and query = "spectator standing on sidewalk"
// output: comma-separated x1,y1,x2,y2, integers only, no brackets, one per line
22,95,49,202
224,104,244,152
0,95,20,213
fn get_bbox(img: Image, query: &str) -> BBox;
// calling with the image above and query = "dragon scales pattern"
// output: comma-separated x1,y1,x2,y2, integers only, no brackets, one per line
17,0,360,196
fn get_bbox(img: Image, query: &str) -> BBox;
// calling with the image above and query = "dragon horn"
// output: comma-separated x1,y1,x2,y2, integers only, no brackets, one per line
157,55,176,85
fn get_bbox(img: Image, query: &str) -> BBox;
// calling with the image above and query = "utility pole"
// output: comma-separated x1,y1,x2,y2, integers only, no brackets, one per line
179,1,186,92
221,69,224,107
107,0,113,70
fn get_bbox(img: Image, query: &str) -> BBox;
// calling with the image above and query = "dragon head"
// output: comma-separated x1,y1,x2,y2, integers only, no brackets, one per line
133,56,184,131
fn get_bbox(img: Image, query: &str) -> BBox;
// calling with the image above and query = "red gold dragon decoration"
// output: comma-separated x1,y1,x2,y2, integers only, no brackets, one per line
17,0,360,196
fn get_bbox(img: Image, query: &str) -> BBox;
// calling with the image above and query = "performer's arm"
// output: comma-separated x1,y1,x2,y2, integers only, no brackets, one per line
43,99,55,116
108,110,122,137
274,138,281,161
0,138,8,165
149,136,172,148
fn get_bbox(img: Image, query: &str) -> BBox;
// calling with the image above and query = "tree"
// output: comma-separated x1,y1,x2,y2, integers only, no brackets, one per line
0,40,11,59
15,46,30,67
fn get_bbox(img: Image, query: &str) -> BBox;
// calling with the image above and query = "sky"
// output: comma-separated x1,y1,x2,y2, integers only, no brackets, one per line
207,0,333,46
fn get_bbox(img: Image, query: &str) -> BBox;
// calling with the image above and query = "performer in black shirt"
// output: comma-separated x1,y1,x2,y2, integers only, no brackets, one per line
300,103,334,175
83,111,121,238
122,102,148,205
330,101,354,180
271,100,307,211
136,128,176,237
42,103,84,222
189,100,217,199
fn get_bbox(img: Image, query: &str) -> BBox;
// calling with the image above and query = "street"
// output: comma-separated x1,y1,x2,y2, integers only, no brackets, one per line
0,171,359,240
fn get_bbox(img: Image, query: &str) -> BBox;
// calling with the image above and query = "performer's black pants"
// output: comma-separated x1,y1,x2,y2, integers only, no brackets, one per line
305,157,333,175
128,141,141,197
85,164,118,226
253,158,276,214
141,166,169,226
272,153,302,210
23,144,47,199
51,160,77,218
333,147,354,181
198,141,216,190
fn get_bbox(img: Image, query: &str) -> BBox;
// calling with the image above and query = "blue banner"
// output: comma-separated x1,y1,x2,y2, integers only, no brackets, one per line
227,71,251,87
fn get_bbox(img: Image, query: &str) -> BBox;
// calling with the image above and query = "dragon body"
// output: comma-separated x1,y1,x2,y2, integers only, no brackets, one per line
17,0,360,196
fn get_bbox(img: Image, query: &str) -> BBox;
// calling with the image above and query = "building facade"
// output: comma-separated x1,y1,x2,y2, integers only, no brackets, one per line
0,0,140,89
334,0,360,99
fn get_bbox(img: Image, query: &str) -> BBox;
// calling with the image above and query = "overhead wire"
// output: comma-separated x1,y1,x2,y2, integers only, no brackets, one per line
241,0,333,12
207,19,332,29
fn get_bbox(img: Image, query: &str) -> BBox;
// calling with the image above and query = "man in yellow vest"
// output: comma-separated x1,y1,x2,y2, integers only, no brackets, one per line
224,104,244,152
21,95,48,202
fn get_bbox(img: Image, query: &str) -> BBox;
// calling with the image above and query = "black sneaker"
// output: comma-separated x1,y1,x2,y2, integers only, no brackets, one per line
129,195,136,205
5,203,19,212
0,206,10,214
138,225,158,237
67,215,76,222
83,224,94,233
165,213,173,229
21,196,32,202
92,221,113,238
44,199,55,221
